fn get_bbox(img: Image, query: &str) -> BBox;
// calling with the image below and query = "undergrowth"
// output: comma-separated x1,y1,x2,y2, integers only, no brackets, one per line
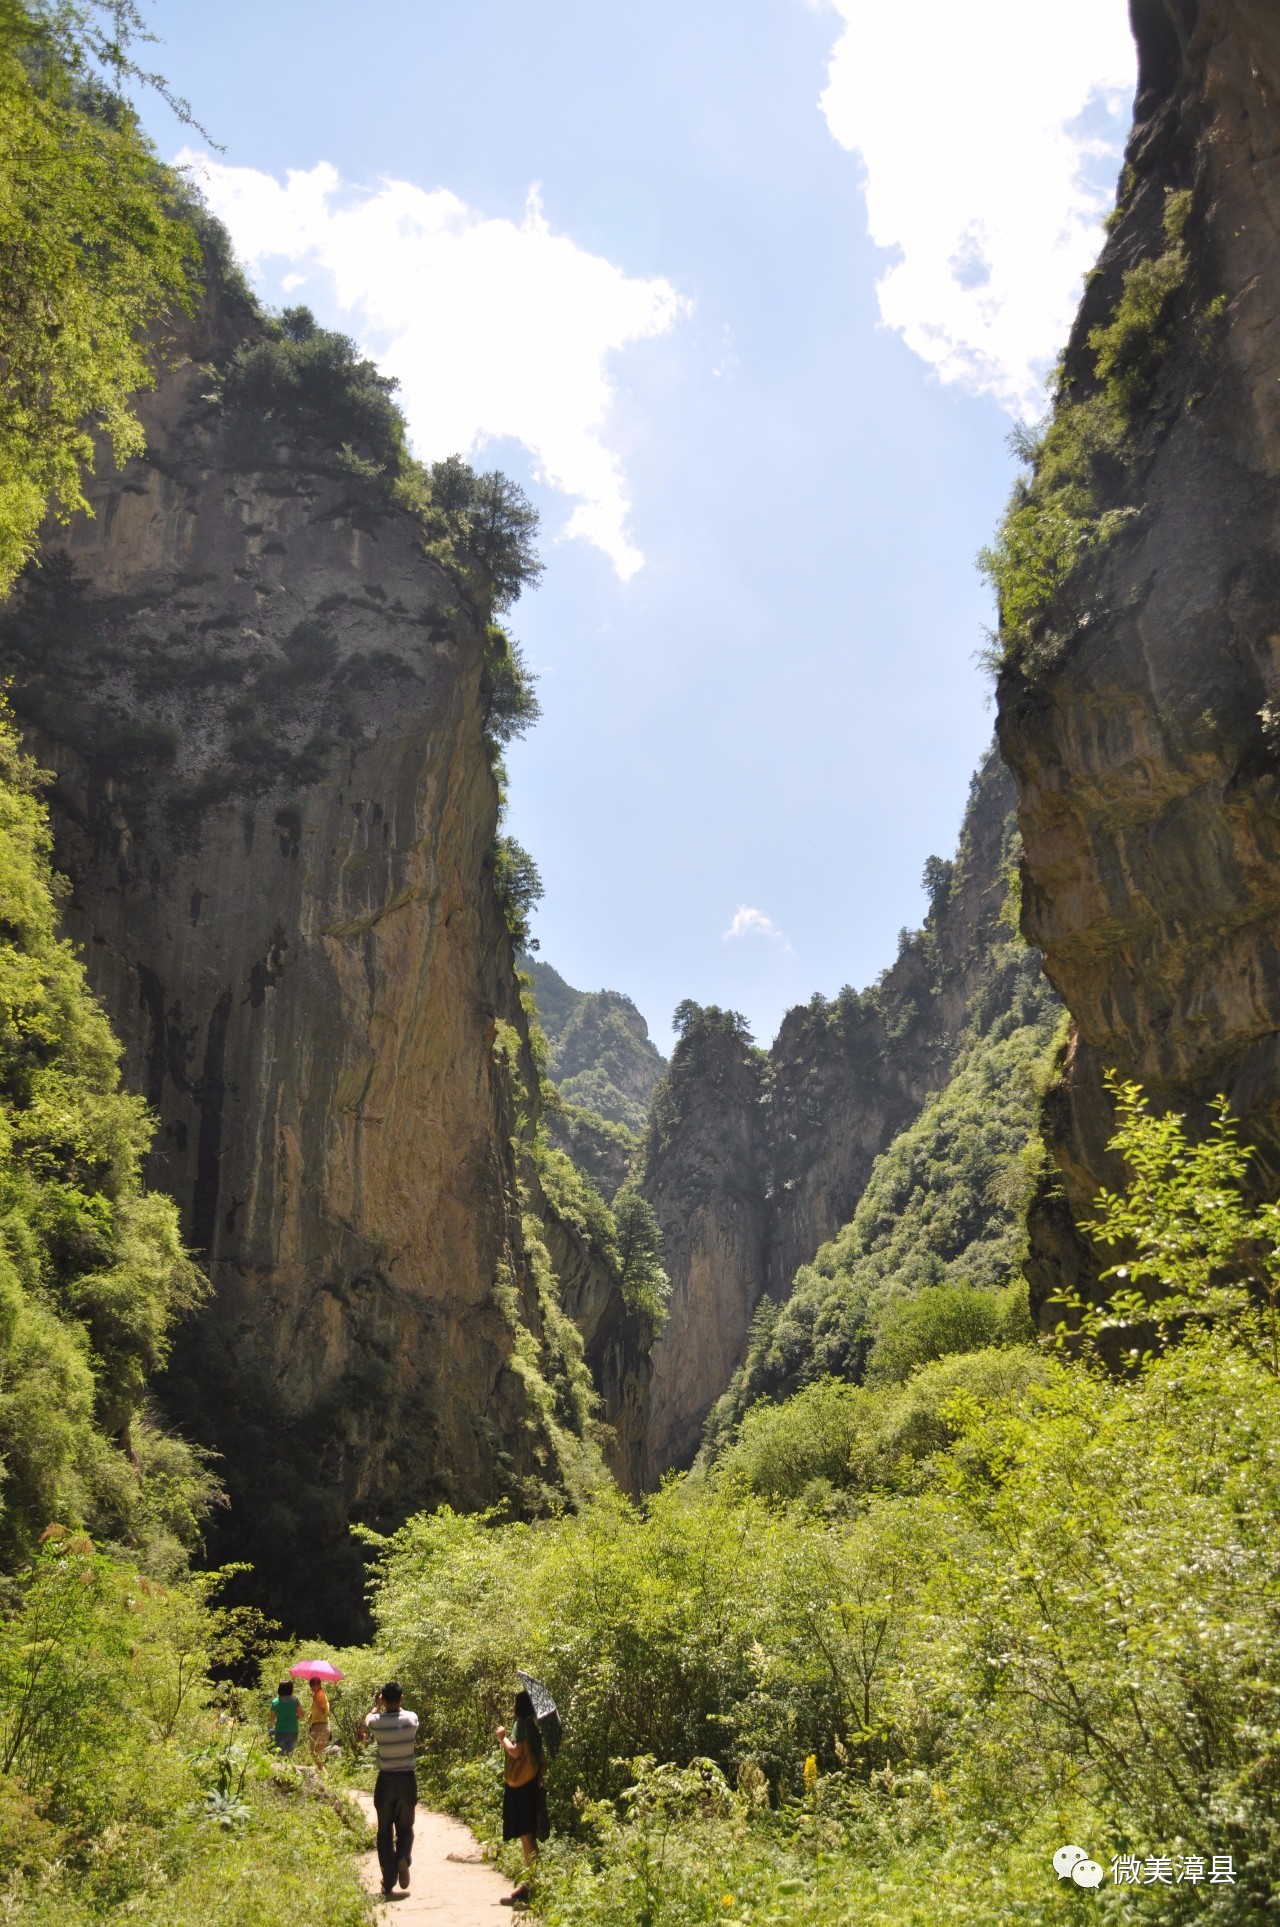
337,1087,1280,1923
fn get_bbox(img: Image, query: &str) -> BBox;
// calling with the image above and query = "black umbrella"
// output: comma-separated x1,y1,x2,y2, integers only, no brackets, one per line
517,1669,562,1759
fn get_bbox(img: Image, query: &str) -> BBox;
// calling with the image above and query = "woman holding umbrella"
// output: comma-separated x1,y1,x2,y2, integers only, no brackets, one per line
289,1659,344,1768
496,1673,557,1905
497,1689,543,1903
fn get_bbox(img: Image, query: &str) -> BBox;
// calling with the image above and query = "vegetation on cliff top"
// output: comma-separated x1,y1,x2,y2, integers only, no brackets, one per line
981,186,1200,676
221,307,545,617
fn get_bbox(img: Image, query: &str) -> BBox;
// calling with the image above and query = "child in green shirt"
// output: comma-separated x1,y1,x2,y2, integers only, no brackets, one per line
269,1680,301,1755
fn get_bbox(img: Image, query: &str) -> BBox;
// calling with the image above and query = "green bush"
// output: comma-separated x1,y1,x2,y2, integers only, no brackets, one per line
0,1533,371,1923
493,835,543,945
222,306,406,474
714,1346,1049,1506
483,624,541,747
865,1278,1032,1384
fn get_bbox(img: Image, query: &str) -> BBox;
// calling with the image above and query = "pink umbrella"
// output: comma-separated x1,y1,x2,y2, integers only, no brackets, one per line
289,1659,344,1682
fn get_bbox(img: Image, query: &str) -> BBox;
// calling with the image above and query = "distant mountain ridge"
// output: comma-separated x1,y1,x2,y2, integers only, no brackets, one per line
521,957,666,1133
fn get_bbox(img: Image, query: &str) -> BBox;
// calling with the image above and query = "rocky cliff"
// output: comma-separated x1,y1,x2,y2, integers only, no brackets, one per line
0,253,641,1632
995,0,1280,1316
637,747,1029,1479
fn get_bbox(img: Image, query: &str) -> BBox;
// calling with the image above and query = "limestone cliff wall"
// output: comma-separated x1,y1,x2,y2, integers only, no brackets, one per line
996,0,1280,1311
1,268,642,1630
638,750,1019,1480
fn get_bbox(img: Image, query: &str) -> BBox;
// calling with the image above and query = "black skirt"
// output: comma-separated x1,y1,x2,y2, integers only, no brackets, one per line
503,1777,540,1841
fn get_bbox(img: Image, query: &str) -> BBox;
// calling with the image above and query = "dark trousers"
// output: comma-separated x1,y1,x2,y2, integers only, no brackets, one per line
374,1770,417,1890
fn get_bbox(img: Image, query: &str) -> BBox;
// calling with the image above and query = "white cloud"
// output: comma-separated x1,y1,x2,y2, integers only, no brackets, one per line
819,1,1137,415
723,905,791,949
180,154,690,578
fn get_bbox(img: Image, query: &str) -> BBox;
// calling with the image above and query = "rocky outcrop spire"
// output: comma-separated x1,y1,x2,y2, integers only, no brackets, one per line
637,751,1021,1480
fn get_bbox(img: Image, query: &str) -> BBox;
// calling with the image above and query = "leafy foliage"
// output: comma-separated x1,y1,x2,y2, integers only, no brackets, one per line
536,1141,670,1337
413,455,543,614
545,1102,639,1203
673,999,752,1043
359,1088,1280,1922
0,1532,370,1922
612,1193,669,1325
1064,1074,1280,1377
0,0,198,595
480,1026,625,1513
713,1345,1047,1507
483,624,541,749
221,306,407,472
493,836,544,947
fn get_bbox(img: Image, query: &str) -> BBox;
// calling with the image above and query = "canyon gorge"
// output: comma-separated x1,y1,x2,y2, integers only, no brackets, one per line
2,0,1277,1639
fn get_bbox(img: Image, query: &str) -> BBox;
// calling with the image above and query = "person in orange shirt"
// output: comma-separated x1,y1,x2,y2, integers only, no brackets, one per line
308,1679,331,1766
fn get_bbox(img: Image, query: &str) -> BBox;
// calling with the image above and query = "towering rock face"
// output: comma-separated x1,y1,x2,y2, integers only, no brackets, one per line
996,0,1280,1310
0,270,633,1631
638,751,1021,1479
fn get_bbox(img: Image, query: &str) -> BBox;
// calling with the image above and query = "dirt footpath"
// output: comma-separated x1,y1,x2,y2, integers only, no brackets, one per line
354,1790,515,1922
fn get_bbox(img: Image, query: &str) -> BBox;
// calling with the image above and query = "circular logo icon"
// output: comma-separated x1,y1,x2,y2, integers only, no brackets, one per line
1053,1845,1089,1879
1073,1859,1105,1889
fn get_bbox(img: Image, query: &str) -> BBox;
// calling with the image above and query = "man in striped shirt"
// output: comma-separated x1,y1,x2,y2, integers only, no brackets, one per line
359,1680,420,1897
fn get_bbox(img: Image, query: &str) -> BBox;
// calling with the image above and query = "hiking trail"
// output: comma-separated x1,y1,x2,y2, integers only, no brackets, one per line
354,1789,515,1921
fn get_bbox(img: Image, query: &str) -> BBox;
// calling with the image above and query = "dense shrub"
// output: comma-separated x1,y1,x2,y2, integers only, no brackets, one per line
864,1277,1032,1383
221,306,406,472
493,835,544,946
357,1087,1280,1921
0,1533,371,1923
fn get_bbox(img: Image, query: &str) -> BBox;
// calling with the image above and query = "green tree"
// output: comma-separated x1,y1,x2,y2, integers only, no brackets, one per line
611,1192,670,1327
493,835,544,946
0,0,198,594
1066,1074,1280,1376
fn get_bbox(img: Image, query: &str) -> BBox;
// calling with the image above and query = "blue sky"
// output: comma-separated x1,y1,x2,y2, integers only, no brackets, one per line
138,1,1135,1049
